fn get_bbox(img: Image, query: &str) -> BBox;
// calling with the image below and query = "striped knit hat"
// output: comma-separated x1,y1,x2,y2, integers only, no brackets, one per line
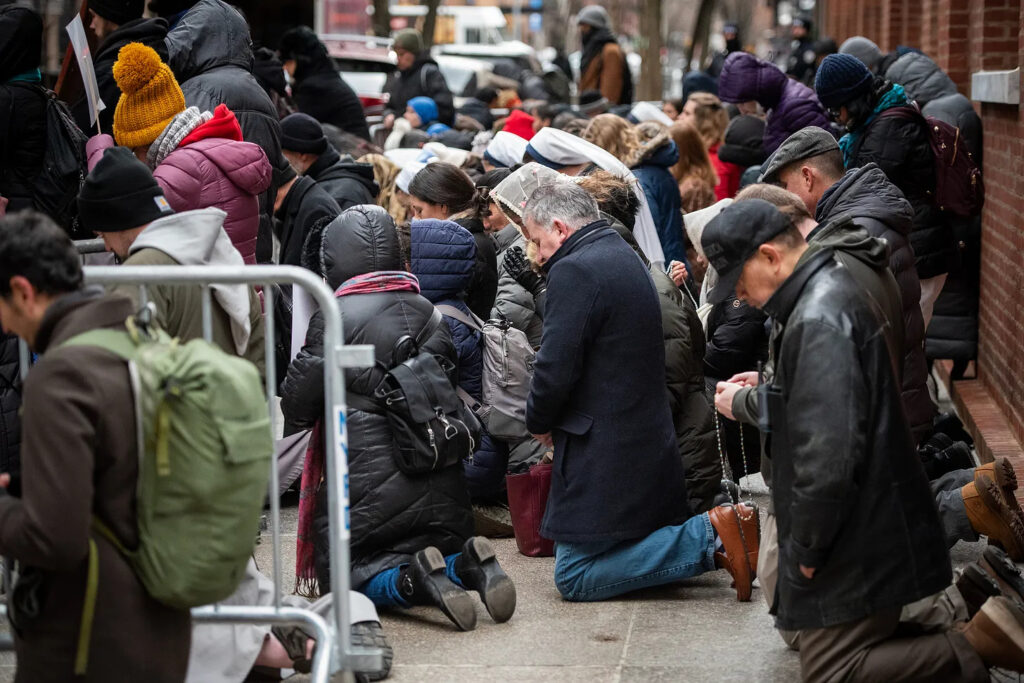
112,42,186,149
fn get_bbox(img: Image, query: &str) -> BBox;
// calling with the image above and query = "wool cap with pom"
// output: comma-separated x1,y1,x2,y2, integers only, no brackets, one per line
112,41,186,149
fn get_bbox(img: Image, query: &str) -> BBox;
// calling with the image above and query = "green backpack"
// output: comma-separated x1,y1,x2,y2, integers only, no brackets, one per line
60,319,273,674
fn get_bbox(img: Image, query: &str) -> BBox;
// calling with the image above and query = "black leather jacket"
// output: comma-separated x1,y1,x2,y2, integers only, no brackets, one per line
763,247,950,631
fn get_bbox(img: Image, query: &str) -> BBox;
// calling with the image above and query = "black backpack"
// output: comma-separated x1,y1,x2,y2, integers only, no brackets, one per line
8,84,88,236
370,309,479,475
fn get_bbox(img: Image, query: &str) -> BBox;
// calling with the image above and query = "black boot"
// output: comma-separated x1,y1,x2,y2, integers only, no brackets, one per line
957,563,1002,618
922,441,975,480
398,547,477,631
453,537,517,623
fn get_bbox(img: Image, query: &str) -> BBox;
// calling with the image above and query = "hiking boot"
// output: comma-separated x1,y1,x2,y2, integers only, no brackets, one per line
398,547,477,631
453,536,517,623
351,621,393,681
922,441,975,480
709,503,760,602
962,476,1024,561
980,546,1024,604
956,564,1003,618
961,596,1024,671
976,457,1019,506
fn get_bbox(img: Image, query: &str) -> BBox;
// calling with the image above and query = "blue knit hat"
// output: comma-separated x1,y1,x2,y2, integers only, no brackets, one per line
407,96,439,127
814,53,874,109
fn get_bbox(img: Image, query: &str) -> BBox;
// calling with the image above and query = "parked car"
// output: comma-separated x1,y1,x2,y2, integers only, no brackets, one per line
434,54,519,101
322,33,394,117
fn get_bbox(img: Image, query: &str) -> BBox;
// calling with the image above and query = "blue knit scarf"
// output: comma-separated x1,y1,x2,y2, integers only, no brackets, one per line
6,69,41,84
838,83,908,167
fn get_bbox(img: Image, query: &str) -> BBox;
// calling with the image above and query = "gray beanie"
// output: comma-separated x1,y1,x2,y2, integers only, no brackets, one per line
576,5,610,30
839,36,883,71
393,28,423,54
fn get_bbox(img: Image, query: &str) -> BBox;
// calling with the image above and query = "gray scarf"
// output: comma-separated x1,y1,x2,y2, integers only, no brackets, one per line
147,106,213,169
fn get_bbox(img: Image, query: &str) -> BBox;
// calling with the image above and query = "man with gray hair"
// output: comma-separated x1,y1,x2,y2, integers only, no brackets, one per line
523,180,759,603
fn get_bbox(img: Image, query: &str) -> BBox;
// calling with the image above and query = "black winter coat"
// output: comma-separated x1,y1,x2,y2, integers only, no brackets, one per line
704,297,769,383
384,55,455,127
292,64,370,142
848,99,956,280
0,333,21,496
275,176,341,267
527,220,690,542
452,217,499,321
71,18,168,135
280,206,473,589
816,164,934,444
165,0,283,263
306,146,378,210
763,247,949,631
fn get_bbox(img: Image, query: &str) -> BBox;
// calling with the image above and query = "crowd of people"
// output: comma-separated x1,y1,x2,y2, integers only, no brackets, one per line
0,0,1019,680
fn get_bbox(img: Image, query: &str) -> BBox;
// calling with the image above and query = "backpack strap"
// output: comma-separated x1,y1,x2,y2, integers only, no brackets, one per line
435,304,484,333
416,307,444,348
58,329,138,359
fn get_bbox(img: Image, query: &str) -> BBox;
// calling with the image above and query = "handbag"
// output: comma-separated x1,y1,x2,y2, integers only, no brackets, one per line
505,462,555,557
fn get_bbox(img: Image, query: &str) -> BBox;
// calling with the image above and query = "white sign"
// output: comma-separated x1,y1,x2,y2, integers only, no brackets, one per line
66,14,106,129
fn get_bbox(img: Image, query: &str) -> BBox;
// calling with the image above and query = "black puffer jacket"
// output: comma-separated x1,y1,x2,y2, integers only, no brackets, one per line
764,247,949,631
306,145,378,210
847,87,955,280
384,54,455,127
71,18,168,135
275,176,341,267
165,0,283,263
704,297,769,383
815,164,934,443
0,3,45,214
0,333,21,496
280,205,473,589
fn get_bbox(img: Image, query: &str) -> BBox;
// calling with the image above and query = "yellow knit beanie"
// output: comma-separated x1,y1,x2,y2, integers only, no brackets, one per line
112,42,186,149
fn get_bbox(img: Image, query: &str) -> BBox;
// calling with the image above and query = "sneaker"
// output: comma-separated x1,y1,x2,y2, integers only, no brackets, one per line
454,536,517,623
962,596,1024,671
980,546,1024,604
961,476,1024,561
708,503,760,602
956,564,1002,618
399,547,477,631
351,621,393,681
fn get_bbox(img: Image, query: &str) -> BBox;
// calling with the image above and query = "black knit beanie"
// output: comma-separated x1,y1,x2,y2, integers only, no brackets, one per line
718,115,768,168
281,113,328,154
77,146,173,233
90,0,145,26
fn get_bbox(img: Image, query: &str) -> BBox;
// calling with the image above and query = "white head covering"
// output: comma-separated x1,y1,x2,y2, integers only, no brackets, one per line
422,141,470,167
525,127,666,269
396,160,428,194
490,162,563,223
682,198,733,305
384,147,426,167
484,131,529,169
630,102,674,127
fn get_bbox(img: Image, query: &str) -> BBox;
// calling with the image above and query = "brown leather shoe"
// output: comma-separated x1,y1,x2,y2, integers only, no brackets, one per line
708,503,759,602
963,476,1024,561
976,457,1019,507
961,596,1024,671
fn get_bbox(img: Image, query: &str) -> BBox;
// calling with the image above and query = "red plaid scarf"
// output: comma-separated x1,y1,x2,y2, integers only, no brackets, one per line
295,270,421,595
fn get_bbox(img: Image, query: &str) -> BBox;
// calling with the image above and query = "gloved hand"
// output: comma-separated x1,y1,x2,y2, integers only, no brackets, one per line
504,246,545,296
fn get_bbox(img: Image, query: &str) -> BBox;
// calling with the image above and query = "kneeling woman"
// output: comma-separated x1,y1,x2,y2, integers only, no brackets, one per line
281,205,516,631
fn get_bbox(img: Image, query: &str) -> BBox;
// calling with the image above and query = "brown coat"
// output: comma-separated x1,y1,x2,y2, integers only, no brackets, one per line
0,289,191,682
579,42,626,104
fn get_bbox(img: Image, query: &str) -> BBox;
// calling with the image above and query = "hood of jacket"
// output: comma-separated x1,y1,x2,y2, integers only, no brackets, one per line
95,18,168,65
718,52,788,108
805,215,890,273
409,218,477,303
0,3,42,82
626,131,679,169
165,0,253,81
129,207,252,353
309,147,379,194
885,52,957,106
816,163,914,237
310,205,402,289
181,135,272,198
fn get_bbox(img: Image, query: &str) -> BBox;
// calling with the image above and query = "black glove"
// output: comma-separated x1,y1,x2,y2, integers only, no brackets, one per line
505,246,545,295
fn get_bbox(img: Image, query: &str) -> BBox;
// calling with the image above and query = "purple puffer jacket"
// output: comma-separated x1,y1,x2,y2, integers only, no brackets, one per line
87,132,271,264
718,52,834,154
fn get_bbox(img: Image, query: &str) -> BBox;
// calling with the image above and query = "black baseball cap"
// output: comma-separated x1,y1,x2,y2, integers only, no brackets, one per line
700,199,793,304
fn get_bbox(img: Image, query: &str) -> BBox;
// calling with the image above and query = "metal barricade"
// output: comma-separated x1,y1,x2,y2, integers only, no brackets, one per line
14,265,380,682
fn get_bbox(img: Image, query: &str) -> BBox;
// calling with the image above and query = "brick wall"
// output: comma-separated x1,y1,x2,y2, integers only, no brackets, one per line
822,0,1024,448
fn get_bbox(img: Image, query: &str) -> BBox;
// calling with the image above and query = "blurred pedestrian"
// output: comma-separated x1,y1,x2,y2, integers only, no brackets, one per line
576,6,633,105
383,29,455,130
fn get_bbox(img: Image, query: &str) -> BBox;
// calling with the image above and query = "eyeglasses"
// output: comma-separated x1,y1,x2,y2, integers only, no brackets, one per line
827,107,842,120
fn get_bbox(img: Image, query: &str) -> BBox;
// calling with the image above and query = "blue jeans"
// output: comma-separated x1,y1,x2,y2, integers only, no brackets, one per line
359,553,464,608
554,513,716,602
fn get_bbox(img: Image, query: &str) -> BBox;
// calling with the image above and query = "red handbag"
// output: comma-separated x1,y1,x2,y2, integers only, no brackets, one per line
505,463,555,557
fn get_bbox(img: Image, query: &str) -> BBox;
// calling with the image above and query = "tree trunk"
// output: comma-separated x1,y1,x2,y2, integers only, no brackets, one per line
685,0,716,72
371,0,391,38
422,0,442,49
637,0,663,100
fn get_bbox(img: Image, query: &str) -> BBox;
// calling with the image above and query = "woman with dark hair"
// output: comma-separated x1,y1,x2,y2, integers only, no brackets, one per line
408,162,498,320
278,26,369,141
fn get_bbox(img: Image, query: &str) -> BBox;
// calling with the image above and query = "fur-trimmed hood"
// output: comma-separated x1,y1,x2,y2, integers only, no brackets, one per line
625,130,679,170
